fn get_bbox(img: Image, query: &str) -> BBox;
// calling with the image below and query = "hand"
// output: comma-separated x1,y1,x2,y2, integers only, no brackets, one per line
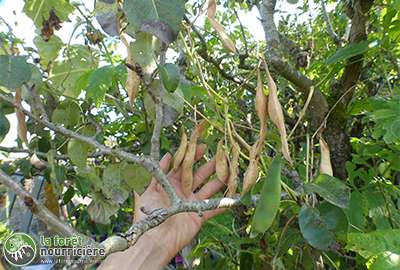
99,145,227,270
134,144,226,257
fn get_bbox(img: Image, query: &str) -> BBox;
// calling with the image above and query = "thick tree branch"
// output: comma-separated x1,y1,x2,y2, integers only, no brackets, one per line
122,197,242,245
259,0,329,129
0,92,181,206
323,0,374,179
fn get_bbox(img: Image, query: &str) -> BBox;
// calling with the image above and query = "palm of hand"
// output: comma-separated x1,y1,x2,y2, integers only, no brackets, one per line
134,145,225,257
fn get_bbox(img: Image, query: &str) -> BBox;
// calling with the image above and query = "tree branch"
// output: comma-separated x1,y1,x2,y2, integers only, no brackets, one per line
122,197,242,245
321,0,342,46
150,45,167,161
259,0,329,129
0,169,104,250
0,92,181,206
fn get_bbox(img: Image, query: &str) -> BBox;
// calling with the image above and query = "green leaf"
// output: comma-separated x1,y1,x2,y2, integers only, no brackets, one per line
87,193,119,224
85,65,116,106
0,100,14,115
318,202,348,233
76,168,100,196
305,174,350,208
251,157,282,234
94,0,119,36
369,252,400,270
326,40,378,65
67,139,89,168
0,113,10,143
101,163,129,204
50,45,98,97
160,63,180,92
121,162,152,194
299,206,336,250
344,191,366,232
52,100,81,128
0,55,32,89
130,32,158,75
62,186,75,205
123,0,185,43
23,0,74,28
347,230,400,258
34,35,63,65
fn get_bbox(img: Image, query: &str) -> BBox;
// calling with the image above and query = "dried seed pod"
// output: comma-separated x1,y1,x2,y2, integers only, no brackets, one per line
44,182,60,216
264,61,293,165
255,68,268,136
207,0,237,53
121,35,140,105
216,140,229,183
181,121,207,196
227,145,239,196
319,136,333,176
173,130,188,171
15,89,28,145
242,143,260,194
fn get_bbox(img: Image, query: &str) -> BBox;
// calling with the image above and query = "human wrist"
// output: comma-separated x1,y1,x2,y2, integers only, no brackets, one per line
98,229,174,270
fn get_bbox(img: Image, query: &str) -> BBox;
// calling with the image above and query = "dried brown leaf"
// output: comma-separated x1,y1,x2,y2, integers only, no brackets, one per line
264,62,293,165
319,137,333,176
216,140,229,182
15,89,28,145
173,130,188,171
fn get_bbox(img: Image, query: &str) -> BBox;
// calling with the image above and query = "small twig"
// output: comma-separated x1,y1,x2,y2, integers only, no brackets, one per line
321,0,341,46
150,44,167,161
288,86,315,139
122,197,243,245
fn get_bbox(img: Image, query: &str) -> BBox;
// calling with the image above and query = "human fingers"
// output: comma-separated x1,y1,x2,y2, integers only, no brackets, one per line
202,208,226,221
192,158,216,191
169,144,207,180
160,152,173,173
194,177,225,200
